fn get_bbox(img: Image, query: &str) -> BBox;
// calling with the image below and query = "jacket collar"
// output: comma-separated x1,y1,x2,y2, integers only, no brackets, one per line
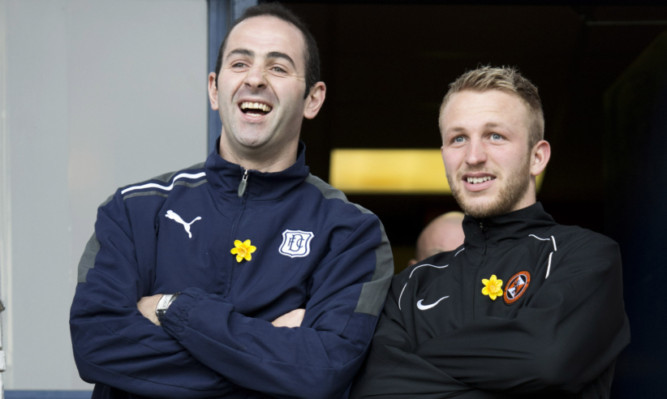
462,202,555,248
204,140,310,200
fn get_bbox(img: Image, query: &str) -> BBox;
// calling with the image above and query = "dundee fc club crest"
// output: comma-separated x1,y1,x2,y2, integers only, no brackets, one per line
279,229,314,258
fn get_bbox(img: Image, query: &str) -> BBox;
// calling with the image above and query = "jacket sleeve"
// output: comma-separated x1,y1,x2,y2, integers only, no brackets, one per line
160,212,394,398
350,273,492,399
415,233,631,395
70,193,234,398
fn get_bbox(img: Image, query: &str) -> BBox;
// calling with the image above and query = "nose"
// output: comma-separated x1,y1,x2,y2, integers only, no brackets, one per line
243,65,267,89
465,139,487,166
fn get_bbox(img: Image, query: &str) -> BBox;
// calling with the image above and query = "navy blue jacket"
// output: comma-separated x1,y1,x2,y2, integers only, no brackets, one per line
70,143,394,398
351,203,630,398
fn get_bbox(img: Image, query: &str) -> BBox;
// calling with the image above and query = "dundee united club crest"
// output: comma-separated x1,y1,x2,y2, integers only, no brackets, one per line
279,229,314,258
504,271,531,304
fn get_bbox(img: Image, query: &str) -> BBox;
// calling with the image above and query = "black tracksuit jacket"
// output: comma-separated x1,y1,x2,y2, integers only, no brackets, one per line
351,203,630,398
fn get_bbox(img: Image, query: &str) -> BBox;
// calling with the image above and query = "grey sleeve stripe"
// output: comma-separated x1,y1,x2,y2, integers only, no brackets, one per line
355,224,393,316
305,174,394,316
305,174,371,215
305,174,347,200
77,233,100,283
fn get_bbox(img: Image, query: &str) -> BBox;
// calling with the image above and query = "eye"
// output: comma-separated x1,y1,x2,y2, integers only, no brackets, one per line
490,133,504,141
229,61,250,71
452,136,466,145
267,64,289,76
444,135,466,148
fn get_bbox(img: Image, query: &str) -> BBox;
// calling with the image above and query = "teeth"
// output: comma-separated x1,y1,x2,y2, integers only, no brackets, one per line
240,102,272,112
467,176,493,184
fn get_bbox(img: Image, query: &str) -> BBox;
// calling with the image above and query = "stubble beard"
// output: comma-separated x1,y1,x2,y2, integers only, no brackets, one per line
450,159,532,219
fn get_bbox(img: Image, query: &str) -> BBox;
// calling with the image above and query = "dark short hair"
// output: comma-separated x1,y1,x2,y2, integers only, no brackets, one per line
213,3,321,97
440,66,545,148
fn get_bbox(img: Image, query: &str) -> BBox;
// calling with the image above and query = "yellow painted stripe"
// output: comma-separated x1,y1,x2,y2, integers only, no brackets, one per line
330,149,450,194
329,148,544,194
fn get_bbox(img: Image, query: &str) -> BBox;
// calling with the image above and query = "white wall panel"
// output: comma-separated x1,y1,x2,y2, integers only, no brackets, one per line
1,0,207,389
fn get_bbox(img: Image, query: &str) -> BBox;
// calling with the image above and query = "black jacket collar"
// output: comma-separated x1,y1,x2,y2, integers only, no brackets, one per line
462,202,556,249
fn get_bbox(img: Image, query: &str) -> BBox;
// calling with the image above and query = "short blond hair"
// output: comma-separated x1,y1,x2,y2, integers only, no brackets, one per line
440,66,545,148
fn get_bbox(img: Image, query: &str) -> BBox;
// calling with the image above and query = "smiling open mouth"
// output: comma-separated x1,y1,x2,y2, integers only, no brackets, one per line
466,176,494,184
240,101,272,115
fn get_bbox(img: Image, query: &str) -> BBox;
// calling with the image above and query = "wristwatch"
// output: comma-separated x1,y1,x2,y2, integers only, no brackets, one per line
155,293,179,322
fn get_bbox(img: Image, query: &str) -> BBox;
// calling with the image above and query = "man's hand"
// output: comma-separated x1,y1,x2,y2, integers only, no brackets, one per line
272,308,305,328
138,294,163,326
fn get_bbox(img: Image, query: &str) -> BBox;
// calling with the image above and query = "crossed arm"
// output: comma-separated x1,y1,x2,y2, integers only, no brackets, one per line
138,294,305,328
72,191,393,398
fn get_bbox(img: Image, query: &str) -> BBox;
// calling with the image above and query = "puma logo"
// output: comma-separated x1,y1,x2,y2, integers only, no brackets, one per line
165,210,202,239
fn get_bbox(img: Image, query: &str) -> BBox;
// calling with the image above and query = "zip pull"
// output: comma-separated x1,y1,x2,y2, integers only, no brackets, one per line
237,169,249,197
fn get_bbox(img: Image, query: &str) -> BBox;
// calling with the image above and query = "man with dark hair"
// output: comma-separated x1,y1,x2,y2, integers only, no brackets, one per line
213,2,321,97
351,66,630,398
70,3,393,398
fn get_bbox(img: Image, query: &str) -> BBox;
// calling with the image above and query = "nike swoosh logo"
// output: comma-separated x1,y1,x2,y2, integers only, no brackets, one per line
416,296,450,311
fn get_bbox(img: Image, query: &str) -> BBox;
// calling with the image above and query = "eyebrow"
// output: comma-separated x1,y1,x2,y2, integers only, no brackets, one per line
226,48,253,60
483,122,505,129
267,51,297,69
446,126,466,133
446,122,507,133
225,48,297,69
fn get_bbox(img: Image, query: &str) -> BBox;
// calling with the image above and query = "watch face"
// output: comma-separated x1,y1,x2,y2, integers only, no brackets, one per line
156,294,178,321
157,294,172,310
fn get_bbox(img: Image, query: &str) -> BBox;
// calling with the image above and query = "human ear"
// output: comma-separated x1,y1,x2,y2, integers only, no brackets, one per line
530,140,551,177
207,72,220,111
303,82,326,120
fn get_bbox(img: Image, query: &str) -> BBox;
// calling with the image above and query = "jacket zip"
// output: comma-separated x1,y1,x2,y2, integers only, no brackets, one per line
237,169,249,197
227,169,249,296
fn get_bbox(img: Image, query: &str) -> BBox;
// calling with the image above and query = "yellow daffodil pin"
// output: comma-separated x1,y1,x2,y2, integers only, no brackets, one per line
481,274,503,301
231,239,256,263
